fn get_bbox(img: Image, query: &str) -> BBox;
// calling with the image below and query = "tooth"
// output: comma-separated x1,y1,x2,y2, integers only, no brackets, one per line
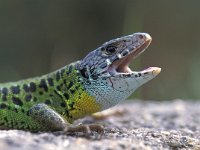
125,49,129,53
130,46,136,51
106,59,111,65
122,49,129,56
117,54,122,58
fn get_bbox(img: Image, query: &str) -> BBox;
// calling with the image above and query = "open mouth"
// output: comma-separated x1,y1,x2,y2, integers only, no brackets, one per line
107,36,152,76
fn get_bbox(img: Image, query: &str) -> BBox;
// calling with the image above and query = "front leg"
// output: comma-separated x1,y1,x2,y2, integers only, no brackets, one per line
29,103,104,134
29,103,68,131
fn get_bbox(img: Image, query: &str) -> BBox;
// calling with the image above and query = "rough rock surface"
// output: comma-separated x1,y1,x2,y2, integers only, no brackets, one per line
0,100,200,150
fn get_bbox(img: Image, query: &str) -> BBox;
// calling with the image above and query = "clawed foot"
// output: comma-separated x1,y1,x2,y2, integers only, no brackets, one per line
54,124,104,138
66,124,104,136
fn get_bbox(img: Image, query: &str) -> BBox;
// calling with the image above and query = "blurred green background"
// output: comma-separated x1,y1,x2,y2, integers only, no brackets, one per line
0,0,200,100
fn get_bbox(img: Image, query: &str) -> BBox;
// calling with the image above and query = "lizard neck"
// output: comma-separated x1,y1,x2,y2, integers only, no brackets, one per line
47,61,102,122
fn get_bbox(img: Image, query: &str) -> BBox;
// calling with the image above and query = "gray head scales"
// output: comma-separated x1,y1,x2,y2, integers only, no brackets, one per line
79,32,161,110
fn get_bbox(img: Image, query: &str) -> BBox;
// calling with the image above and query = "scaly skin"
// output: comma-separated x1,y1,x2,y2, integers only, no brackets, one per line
0,32,161,132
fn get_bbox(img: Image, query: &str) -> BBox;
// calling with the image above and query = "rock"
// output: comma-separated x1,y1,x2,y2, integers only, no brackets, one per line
0,100,200,150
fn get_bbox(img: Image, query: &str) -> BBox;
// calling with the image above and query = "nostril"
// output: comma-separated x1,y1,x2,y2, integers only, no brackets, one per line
139,34,144,39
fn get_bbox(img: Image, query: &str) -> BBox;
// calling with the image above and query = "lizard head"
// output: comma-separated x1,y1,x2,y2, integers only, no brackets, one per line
79,32,161,80
79,33,161,109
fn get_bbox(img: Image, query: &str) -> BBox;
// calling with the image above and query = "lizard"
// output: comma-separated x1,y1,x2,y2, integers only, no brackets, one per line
0,32,161,133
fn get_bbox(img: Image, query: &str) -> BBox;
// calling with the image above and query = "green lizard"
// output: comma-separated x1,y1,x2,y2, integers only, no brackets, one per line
0,32,161,133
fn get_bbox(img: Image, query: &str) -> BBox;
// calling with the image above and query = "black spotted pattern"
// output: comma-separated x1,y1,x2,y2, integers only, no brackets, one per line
21,109,25,113
56,71,61,81
23,84,29,92
64,109,70,116
2,95,7,101
25,94,32,102
13,108,18,112
45,99,51,105
60,102,66,107
0,103,7,109
1,87,8,101
66,66,72,75
64,93,69,99
2,88,8,95
126,74,131,77
23,83,36,93
10,86,20,94
29,82,36,92
3,117,8,122
54,90,63,99
33,97,37,102
7,105,11,110
70,89,75,94
67,81,73,89
47,78,54,86
80,68,88,78
39,79,48,92
12,97,23,106
56,86,61,91
61,69,65,77
69,102,75,109
63,79,67,84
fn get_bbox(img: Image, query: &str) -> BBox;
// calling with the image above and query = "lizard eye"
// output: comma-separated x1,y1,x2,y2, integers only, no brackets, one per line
103,45,117,55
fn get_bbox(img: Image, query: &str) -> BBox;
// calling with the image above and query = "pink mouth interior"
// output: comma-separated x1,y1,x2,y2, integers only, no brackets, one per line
108,39,151,75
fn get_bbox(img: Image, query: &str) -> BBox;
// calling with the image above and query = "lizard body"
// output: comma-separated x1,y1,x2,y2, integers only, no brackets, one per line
0,33,161,132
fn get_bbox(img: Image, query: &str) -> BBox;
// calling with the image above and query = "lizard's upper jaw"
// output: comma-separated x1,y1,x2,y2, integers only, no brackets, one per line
107,33,160,76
